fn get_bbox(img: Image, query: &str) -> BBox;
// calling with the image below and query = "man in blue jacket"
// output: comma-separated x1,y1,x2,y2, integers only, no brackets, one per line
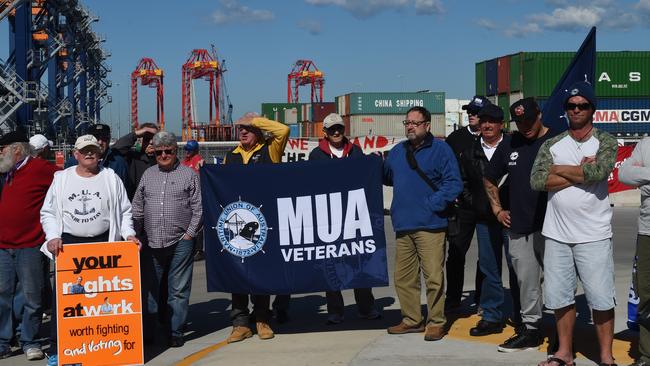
384,106,462,341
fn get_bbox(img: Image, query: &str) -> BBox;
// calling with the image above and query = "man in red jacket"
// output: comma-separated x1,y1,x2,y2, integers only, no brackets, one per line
0,131,59,361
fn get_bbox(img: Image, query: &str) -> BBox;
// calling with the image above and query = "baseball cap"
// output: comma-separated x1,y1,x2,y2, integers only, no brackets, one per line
510,97,540,123
184,140,199,152
323,113,344,129
29,134,53,150
74,135,100,150
462,96,491,114
478,104,504,122
87,124,111,139
564,81,597,110
0,131,29,145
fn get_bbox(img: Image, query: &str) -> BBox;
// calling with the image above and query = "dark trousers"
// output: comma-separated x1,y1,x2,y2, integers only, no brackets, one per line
231,294,271,327
637,234,650,363
445,208,482,306
49,231,108,354
326,288,375,316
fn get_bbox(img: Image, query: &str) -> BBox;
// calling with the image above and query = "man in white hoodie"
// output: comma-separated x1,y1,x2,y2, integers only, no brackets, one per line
40,134,137,366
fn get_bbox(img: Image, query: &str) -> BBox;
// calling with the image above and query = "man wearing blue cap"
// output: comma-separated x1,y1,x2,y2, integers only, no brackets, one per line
530,81,618,366
181,140,204,174
444,96,490,312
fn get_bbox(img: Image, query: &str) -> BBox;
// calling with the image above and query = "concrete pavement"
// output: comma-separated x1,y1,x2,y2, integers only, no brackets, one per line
0,207,642,366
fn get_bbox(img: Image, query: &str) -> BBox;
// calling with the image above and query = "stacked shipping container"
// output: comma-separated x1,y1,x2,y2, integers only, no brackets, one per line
475,51,650,135
261,102,336,138
335,92,446,137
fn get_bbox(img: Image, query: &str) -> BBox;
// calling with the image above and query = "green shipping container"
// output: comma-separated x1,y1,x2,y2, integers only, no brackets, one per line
475,62,486,96
509,53,522,92
343,92,445,115
522,52,573,97
261,103,303,123
597,51,650,97
498,94,510,126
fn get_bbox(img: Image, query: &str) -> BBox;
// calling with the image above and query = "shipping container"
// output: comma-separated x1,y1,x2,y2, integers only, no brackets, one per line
289,124,300,138
313,121,325,138
348,114,445,138
301,104,312,122
498,94,511,126
510,53,523,92
338,92,445,115
261,103,302,123
475,62,486,96
485,59,498,96
497,56,510,94
597,52,650,97
522,52,573,97
487,95,497,105
595,123,650,135
312,102,336,121
509,91,524,107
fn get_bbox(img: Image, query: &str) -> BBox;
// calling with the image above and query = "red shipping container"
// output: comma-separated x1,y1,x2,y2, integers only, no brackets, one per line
312,102,336,122
497,56,510,94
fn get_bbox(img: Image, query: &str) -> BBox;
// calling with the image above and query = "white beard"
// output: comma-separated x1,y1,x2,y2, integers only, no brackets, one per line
0,151,15,173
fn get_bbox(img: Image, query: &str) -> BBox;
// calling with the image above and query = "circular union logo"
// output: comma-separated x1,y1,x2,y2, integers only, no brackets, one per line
216,200,268,259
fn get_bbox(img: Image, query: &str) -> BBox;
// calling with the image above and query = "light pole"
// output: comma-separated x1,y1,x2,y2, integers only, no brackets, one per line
115,82,121,137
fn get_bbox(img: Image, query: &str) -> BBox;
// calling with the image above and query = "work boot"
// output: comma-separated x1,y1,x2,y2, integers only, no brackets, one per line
469,319,504,336
424,323,446,341
387,321,425,334
227,326,253,343
256,322,275,340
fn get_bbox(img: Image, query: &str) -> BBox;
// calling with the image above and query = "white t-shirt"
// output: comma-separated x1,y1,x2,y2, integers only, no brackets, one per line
330,143,345,158
541,134,612,243
61,169,111,237
481,135,503,161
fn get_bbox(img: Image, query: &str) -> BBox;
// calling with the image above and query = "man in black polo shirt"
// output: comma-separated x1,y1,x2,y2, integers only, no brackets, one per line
483,97,554,352
444,96,490,312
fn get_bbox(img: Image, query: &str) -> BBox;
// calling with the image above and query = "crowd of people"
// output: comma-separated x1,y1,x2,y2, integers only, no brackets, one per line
0,79,646,366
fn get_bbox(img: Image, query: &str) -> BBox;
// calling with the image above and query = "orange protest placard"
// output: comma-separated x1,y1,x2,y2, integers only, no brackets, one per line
55,241,144,366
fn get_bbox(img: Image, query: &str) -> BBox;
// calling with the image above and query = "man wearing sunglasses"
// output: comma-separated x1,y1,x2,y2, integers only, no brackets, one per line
308,113,380,325
65,124,129,196
132,131,203,348
483,97,553,353
223,112,290,343
530,81,618,366
445,95,490,314
384,106,462,341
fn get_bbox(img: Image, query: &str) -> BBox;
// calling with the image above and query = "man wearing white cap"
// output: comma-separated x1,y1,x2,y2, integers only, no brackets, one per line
40,134,137,366
28,134,53,160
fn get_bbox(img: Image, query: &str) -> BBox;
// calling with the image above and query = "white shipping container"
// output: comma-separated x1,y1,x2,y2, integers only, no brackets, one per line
487,95,497,105
284,108,298,124
349,114,445,138
509,92,524,106
445,99,470,113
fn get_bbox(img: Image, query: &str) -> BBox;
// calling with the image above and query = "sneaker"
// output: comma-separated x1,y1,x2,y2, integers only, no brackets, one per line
227,326,253,343
326,314,344,325
24,347,44,360
359,309,381,320
469,320,504,337
498,329,542,353
168,336,184,348
256,322,275,340
46,354,58,366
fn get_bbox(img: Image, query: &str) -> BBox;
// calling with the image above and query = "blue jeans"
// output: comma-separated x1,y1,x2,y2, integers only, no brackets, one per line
142,240,195,338
476,223,507,323
0,247,44,351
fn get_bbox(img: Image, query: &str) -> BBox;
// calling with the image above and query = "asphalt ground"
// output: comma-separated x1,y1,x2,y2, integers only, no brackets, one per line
0,207,642,366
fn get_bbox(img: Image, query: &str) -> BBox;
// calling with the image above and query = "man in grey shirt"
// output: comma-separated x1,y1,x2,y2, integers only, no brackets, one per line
132,131,202,348
620,138,650,366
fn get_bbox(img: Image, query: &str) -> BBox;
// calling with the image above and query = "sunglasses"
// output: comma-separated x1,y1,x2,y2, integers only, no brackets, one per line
564,102,592,111
402,120,428,127
78,148,100,156
154,149,176,156
325,125,345,133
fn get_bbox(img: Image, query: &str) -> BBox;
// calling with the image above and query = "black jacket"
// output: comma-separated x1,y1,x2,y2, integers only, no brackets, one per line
459,134,510,223
308,138,363,160
112,132,157,200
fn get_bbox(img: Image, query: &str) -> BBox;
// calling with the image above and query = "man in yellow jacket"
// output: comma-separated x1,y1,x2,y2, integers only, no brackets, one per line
224,112,290,343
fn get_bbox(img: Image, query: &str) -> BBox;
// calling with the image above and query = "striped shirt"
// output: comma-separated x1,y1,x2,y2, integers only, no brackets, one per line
132,160,202,248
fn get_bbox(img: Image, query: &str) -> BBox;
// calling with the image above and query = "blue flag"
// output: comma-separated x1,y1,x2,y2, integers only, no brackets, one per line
542,26,596,132
200,155,389,294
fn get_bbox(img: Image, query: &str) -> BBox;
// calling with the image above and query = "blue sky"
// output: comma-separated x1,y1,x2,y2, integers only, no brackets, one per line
3,0,650,136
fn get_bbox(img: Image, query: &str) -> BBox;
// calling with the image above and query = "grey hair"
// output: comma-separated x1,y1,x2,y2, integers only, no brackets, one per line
152,131,177,148
13,142,32,160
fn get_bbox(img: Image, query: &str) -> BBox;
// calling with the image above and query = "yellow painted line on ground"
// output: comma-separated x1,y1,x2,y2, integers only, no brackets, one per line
447,314,633,365
174,339,229,366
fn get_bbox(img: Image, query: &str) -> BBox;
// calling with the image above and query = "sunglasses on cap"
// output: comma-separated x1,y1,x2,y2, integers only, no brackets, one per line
564,102,592,111
154,149,176,156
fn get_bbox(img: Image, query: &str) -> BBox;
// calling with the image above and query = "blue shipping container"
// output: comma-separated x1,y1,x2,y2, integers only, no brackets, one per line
485,59,498,96
289,124,300,138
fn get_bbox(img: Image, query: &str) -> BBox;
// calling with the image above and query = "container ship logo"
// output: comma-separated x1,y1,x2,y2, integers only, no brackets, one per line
215,198,269,262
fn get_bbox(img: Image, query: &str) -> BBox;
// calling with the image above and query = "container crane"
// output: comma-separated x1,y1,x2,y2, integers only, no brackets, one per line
130,57,164,130
287,59,324,103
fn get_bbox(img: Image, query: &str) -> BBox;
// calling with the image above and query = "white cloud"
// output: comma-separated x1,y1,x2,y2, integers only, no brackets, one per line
305,0,442,18
638,0,650,13
298,20,322,35
503,22,543,38
529,6,604,31
211,0,274,25
476,18,498,30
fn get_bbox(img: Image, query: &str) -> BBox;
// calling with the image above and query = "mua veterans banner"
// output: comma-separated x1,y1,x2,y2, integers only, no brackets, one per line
55,242,144,366
201,155,389,294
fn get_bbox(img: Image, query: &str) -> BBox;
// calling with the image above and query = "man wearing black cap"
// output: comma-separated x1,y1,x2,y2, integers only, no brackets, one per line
530,81,618,366
483,97,553,352
65,124,129,192
459,104,519,337
444,95,490,312
113,123,160,200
